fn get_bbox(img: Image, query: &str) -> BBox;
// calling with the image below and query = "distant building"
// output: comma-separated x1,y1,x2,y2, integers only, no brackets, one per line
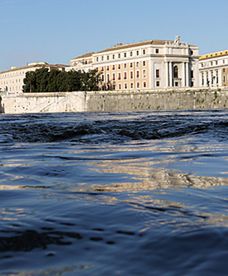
199,50,228,87
0,62,67,95
70,36,199,90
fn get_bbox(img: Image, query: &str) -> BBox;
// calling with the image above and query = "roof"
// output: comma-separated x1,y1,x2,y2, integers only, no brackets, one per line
97,40,172,54
72,39,197,60
200,50,228,60
72,52,94,60
96,39,197,54
0,63,68,74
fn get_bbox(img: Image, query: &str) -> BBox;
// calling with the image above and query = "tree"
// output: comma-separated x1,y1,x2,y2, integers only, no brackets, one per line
23,71,37,92
23,67,101,93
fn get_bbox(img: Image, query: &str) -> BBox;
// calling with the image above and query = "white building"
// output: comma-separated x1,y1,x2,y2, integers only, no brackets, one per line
70,36,199,90
199,50,228,87
0,62,67,95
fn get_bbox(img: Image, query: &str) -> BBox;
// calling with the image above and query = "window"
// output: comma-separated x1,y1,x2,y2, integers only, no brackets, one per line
136,62,139,67
112,65,115,70
155,49,159,54
102,56,104,61
156,81,160,87
107,74,110,82
101,75,104,81
124,63,127,68
124,72,127,80
113,54,115,59
107,56,109,61
125,83,127,89
130,71,133,79
118,64,121,70
143,70,146,78
124,53,127,58
156,69,160,78
113,73,115,80
173,66,178,78
130,63,133,68
137,82,140,88
96,57,99,62
131,83,133,89
143,49,146,55
118,53,121,58
143,61,146,66
143,82,147,88
191,70,194,78
130,51,133,57
137,50,139,56
136,71,140,78
118,73,121,80
107,66,109,71
119,84,121,90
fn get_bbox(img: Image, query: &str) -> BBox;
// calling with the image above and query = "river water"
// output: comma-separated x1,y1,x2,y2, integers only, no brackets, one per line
0,110,227,275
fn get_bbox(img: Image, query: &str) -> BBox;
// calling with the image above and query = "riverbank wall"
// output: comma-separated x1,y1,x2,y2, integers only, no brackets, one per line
0,88,228,114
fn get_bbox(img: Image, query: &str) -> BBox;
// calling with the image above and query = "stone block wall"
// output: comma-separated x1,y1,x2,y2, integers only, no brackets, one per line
0,88,227,114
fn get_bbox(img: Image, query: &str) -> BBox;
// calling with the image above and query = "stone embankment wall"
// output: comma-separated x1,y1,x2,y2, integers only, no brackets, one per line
86,89,228,112
0,88,228,114
0,92,86,114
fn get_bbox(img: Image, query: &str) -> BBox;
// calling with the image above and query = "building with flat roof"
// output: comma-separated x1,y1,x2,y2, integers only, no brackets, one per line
199,50,228,88
0,62,67,95
70,36,199,91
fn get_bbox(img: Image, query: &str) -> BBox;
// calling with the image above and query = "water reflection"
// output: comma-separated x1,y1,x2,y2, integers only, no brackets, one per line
86,158,228,192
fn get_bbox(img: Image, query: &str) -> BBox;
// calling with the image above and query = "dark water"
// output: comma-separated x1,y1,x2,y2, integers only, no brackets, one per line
0,110,228,275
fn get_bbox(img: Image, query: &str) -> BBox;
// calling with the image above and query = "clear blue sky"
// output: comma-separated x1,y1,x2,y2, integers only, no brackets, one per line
0,0,228,71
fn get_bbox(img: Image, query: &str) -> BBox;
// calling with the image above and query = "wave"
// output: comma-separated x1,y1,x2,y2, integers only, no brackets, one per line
0,112,227,143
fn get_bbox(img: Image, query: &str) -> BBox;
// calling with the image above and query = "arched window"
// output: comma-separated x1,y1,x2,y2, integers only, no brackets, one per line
174,65,178,78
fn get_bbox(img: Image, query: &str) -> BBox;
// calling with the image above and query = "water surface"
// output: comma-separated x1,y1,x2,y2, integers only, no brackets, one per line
0,110,228,275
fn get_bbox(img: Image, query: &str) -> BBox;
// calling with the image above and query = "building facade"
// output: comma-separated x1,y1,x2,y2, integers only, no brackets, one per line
199,50,228,87
0,62,67,95
70,36,199,90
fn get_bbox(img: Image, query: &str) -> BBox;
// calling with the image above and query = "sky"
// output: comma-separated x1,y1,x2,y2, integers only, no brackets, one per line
0,0,228,71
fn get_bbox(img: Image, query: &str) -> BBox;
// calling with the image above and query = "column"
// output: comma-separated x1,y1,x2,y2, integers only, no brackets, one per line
165,62,169,88
181,63,186,87
203,71,207,87
218,68,222,87
169,62,173,87
186,62,190,87
209,70,213,87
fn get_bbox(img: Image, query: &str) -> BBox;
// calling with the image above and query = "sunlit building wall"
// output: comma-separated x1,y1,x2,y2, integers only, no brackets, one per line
199,50,228,87
70,36,199,90
0,62,67,95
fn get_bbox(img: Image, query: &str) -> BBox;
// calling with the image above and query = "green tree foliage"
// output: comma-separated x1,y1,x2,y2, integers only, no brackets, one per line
23,67,101,93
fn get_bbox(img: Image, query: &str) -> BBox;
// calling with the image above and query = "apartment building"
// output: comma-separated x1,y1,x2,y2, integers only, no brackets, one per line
0,62,67,95
70,36,199,90
199,50,228,87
